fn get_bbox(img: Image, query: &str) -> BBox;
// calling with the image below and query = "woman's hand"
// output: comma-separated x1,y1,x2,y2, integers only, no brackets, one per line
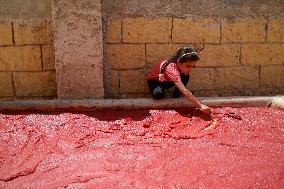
200,104,213,114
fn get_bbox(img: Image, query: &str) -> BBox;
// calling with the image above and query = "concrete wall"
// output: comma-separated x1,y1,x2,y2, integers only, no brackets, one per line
0,0,284,100
51,0,104,99
102,0,284,98
0,0,56,100
0,0,52,20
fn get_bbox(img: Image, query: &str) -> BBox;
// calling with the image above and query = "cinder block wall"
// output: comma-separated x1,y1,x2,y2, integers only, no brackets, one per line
0,0,56,100
103,1,284,98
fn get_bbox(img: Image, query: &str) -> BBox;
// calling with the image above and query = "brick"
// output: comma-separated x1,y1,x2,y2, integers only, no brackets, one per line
214,67,259,90
119,70,148,93
119,93,152,99
260,65,284,88
222,19,266,42
0,73,14,97
122,18,172,43
0,22,13,45
193,89,260,97
260,88,281,96
199,44,241,67
146,44,180,68
261,88,282,96
107,69,119,97
106,20,121,43
267,18,284,42
172,18,220,44
14,21,53,45
281,88,284,95
13,71,57,97
220,89,260,96
0,46,42,71
42,45,55,71
191,90,218,97
106,44,145,69
242,44,284,65
188,68,214,91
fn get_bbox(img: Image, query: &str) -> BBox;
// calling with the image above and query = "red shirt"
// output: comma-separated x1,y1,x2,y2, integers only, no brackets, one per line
146,61,181,82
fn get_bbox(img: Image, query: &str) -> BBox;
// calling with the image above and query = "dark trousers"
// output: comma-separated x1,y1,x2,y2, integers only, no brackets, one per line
147,73,189,99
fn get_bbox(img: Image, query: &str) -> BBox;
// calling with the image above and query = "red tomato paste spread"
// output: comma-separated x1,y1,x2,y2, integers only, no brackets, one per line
0,107,283,188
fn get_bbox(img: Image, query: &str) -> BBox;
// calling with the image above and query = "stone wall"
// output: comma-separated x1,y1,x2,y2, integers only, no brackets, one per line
103,0,284,98
0,0,56,99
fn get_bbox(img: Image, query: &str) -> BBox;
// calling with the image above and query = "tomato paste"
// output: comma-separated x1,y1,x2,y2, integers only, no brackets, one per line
0,107,283,188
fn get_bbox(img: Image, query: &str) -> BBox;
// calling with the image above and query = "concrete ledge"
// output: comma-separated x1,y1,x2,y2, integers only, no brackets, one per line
271,96,284,110
0,96,282,112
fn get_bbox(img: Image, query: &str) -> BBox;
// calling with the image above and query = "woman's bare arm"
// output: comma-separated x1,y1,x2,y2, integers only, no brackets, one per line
174,79,202,108
174,79,212,113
